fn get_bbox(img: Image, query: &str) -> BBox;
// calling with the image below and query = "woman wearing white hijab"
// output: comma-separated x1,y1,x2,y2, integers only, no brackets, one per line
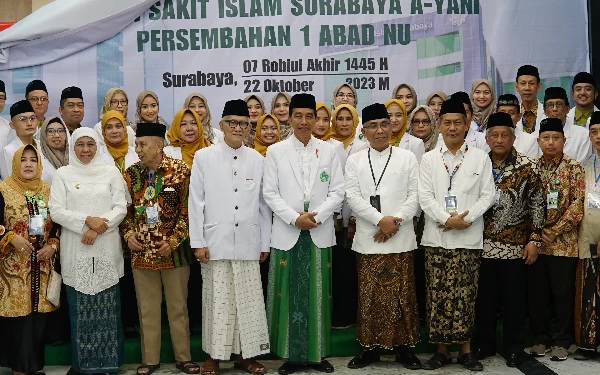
49,128,128,375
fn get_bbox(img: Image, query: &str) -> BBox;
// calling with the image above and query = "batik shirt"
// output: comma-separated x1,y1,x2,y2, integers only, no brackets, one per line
483,149,545,259
521,102,539,134
121,153,191,270
537,153,585,257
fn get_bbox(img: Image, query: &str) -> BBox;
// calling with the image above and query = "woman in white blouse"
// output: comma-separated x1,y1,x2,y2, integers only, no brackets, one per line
49,128,128,374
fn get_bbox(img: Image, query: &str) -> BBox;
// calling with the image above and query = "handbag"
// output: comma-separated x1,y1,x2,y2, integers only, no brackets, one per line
46,256,62,306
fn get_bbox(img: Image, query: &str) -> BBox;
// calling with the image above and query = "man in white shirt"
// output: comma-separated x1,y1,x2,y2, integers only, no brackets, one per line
345,103,421,370
567,72,598,127
1,100,52,183
25,79,50,126
543,87,591,163
444,92,489,152
263,93,345,375
515,65,545,134
496,94,541,158
0,79,17,180
190,99,272,375
419,99,495,372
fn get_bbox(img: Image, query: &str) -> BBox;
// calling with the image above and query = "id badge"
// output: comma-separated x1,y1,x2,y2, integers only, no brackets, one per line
145,205,160,225
494,190,501,206
588,192,600,209
29,215,44,235
370,195,381,213
445,195,457,213
38,207,48,220
547,190,559,209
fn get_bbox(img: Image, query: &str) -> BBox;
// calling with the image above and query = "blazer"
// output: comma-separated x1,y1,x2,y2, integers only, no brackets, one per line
263,136,345,250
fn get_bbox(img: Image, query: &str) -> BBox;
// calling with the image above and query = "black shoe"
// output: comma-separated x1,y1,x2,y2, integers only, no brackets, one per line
574,348,597,360
310,360,334,373
505,352,523,367
66,368,81,375
474,348,496,361
348,349,380,369
278,362,303,375
395,346,422,370
457,352,483,371
422,352,452,370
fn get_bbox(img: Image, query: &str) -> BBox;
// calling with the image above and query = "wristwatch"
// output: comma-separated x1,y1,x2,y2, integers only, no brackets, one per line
531,241,542,249
349,216,357,225
50,244,58,251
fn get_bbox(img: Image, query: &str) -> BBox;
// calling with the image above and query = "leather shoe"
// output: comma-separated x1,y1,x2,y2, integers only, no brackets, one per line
505,352,523,367
474,348,495,361
310,360,334,373
574,348,597,360
422,352,452,370
348,349,380,369
457,352,483,371
278,362,303,375
395,346,422,370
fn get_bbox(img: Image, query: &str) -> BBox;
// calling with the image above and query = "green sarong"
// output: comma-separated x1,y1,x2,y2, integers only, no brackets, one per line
267,230,333,363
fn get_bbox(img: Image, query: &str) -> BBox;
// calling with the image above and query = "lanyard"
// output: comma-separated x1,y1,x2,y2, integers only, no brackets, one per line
148,171,155,188
368,147,392,193
543,155,563,189
492,168,504,184
594,155,600,187
116,159,125,174
441,145,468,192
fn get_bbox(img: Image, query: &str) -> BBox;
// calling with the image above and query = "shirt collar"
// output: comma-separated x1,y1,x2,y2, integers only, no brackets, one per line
369,145,391,155
220,141,244,156
575,107,594,121
521,101,539,114
488,147,518,168
142,152,169,174
292,135,314,150
540,152,564,168
440,140,467,156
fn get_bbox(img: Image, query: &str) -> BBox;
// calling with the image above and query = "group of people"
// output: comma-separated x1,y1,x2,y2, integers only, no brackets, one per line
0,62,598,375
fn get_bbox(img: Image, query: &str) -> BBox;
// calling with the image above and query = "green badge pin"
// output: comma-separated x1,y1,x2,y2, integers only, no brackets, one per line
320,171,329,182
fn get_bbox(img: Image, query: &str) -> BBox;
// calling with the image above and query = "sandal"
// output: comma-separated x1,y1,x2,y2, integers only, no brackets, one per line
177,361,201,374
201,359,219,375
234,358,267,374
137,364,160,375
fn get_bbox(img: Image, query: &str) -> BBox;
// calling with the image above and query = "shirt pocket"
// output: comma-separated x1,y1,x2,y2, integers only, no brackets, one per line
455,165,481,195
243,180,257,191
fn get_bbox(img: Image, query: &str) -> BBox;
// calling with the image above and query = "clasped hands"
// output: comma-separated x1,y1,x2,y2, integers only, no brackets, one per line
127,232,172,256
81,216,109,245
438,211,471,232
373,216,403,243
295,211,320,230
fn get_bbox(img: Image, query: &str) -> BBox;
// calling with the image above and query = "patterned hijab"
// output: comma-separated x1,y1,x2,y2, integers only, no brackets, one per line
101,110,129,171
313,102,332,141
6,144,43,196
408,105,439,152
471,79,496,131
330,104,359,149
39,117,69,170
99,87,130,124
167,109,211,167
254,114,280,157
183,93,216,143
391,83,418,115
384,99,408,146
134,90,167,130
270,92,293,140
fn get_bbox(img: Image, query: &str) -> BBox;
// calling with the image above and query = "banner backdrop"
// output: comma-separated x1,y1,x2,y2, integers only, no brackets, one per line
0,0,590,127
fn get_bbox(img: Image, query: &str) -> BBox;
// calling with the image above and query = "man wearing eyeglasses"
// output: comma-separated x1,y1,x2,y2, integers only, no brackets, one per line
542,87,591,163
263,93,345,374
0,80,17,180
58,86,85,136
344,103,421,370
1,100,52,183
473,112,545,368
25,79,50,127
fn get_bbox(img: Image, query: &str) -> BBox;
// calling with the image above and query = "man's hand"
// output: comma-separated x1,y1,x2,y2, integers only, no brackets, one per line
541,229,557,245
86,216,109,234
37,244,56,262
10,235,34,255
523,242,539,265
260,252,269,263
155,241,172,257
81,229,98,245
373,229,393,243
377,216,403,236
127,233,143,252
194,247,209,264
444,211,471,230
295,212,319,230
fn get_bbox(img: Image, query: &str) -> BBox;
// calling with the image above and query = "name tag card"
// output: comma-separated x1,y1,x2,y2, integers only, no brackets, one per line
445,195,457,213
547,190,559,210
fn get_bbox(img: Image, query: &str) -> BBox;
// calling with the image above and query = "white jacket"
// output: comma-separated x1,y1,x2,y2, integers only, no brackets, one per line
566,106,599,129
263,136,345,250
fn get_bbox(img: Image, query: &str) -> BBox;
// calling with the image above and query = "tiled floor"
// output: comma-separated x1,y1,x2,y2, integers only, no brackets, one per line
3,353,600,375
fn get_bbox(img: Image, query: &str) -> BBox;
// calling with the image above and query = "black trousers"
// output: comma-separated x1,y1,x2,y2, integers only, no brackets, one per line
474,258,527,355
528,254,578,349
120,259,139,328
331,231,358,328
187,258,203,330
2,312,48,374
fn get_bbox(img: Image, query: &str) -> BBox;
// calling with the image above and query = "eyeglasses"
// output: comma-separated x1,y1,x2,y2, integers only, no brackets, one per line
110,99,128,107
47,128,66,136
18,115,37,123
28,97,48,103
336,93,355,99
545,102,565,110
224,119,251,129
363,121,392,130
411,120,432,126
